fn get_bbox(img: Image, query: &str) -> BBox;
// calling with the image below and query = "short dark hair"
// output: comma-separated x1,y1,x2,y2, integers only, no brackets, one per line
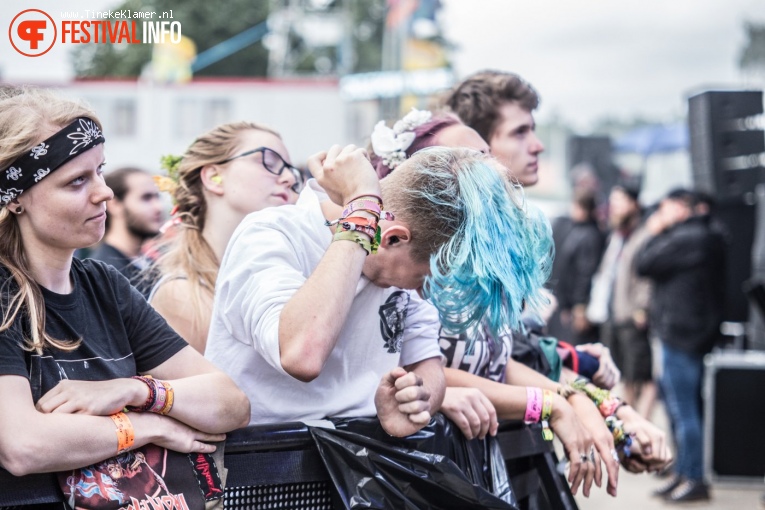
104,167,149,231
612,177,641,202
105,167,149,201
443,70,540,142
574,188,598,218
665,187,698,208
694,190,716,212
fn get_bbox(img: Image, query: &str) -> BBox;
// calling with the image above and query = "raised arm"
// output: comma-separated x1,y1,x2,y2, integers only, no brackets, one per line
278,145,382,381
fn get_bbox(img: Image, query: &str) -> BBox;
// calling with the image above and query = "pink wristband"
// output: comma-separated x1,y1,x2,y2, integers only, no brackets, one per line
525,387,543,423
342,200,395,221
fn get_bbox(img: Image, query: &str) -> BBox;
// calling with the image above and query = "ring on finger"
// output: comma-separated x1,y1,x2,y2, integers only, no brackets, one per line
610,449,619,462
589,445,597,463
580,453,589,463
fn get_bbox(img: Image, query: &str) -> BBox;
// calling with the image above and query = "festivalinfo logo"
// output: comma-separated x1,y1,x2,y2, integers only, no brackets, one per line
9,8,182,57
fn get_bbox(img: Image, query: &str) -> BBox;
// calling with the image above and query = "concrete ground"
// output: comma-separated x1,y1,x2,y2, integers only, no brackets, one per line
575,467,763,510
572,400,763,510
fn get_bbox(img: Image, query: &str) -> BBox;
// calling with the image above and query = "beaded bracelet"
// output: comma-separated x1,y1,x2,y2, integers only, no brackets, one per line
110,412,135,454
605,415,633,457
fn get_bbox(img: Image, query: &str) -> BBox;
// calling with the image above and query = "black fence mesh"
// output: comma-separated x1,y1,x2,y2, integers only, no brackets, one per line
224,481,334,510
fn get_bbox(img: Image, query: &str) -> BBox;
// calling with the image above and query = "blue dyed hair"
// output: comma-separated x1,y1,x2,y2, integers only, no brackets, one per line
381,146,552,338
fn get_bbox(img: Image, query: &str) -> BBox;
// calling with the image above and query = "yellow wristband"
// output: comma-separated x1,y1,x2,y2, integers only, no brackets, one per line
541,389,554,441
159,381,174,415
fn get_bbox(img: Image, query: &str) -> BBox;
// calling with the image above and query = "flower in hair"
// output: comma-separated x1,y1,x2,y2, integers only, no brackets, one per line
155,154,183,197
371,108,432,170
393,108,432,135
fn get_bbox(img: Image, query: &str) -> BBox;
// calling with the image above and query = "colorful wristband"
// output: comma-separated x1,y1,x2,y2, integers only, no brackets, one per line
556,383,579,400
341,200,395,222
159,381,174,415
127,375,156,412
110,412,135,454
333,230,375,255
541,389,554,441
524,387,542,423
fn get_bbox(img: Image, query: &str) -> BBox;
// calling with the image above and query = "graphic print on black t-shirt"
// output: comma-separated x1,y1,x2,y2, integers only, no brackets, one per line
58,444,222,510
439,325,511,383
378,291,410,353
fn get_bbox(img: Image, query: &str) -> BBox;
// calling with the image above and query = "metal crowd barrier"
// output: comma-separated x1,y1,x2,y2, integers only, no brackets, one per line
0,421,577,510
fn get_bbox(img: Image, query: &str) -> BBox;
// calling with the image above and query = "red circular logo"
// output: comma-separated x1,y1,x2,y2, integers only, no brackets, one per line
9,9,57,57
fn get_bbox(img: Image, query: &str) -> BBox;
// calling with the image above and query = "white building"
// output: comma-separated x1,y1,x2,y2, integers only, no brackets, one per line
34,78,349,172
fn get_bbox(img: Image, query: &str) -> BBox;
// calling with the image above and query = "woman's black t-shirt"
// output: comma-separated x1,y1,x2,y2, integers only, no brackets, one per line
0,258,187,402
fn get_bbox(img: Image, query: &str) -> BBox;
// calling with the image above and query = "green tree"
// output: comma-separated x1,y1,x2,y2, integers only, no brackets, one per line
71,0,270,77
739,22,765,74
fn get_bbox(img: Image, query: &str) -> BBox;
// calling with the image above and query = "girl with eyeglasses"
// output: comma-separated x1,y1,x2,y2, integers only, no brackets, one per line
149,122,302,353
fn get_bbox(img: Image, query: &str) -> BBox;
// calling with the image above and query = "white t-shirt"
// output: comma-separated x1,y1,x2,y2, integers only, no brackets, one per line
205,180,442,425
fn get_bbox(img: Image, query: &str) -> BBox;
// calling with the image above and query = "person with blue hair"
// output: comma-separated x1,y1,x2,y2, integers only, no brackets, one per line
370,109,673,498
205,136,545,441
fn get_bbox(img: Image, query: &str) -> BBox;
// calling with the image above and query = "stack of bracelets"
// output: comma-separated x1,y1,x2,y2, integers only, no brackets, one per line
108,375,175,454
326,195,395,255
525,387,554,441
561,378,633,457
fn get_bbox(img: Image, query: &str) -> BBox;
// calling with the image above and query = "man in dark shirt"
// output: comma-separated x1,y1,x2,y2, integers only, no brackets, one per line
636,188,722,503
88,167,163,297
549,188,605,345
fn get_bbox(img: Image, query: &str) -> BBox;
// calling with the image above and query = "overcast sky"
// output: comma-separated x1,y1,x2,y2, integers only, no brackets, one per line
441,0,765,129
2,0,764,130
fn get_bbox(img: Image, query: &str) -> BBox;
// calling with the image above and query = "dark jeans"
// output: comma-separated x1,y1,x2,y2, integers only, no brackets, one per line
660,342,704,481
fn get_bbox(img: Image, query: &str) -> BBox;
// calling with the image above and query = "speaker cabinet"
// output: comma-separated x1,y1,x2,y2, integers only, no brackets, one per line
703,350,765,483
688,90,764,201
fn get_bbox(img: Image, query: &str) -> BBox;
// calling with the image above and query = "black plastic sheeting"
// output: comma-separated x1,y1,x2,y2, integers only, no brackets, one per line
309,414,519,510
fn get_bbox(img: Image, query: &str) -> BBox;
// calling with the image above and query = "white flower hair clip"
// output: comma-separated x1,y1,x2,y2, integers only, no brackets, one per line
371,108,432,170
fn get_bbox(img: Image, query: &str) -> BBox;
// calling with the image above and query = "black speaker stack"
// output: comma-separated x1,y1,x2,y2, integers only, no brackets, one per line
688,90,765,326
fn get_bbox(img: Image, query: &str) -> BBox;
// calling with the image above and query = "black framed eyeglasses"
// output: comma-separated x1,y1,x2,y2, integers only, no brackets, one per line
219,147,305,193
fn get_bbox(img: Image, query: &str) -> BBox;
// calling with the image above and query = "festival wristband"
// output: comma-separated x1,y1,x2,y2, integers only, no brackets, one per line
110,412,135,454
342,199,384,218
346,193,383,204
159,381,174,415
524,387,542,423
342,200,395,222
541,389,554,441
333,230,375,255
127,375,156,412
149,380,167,414
337,221,377,238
